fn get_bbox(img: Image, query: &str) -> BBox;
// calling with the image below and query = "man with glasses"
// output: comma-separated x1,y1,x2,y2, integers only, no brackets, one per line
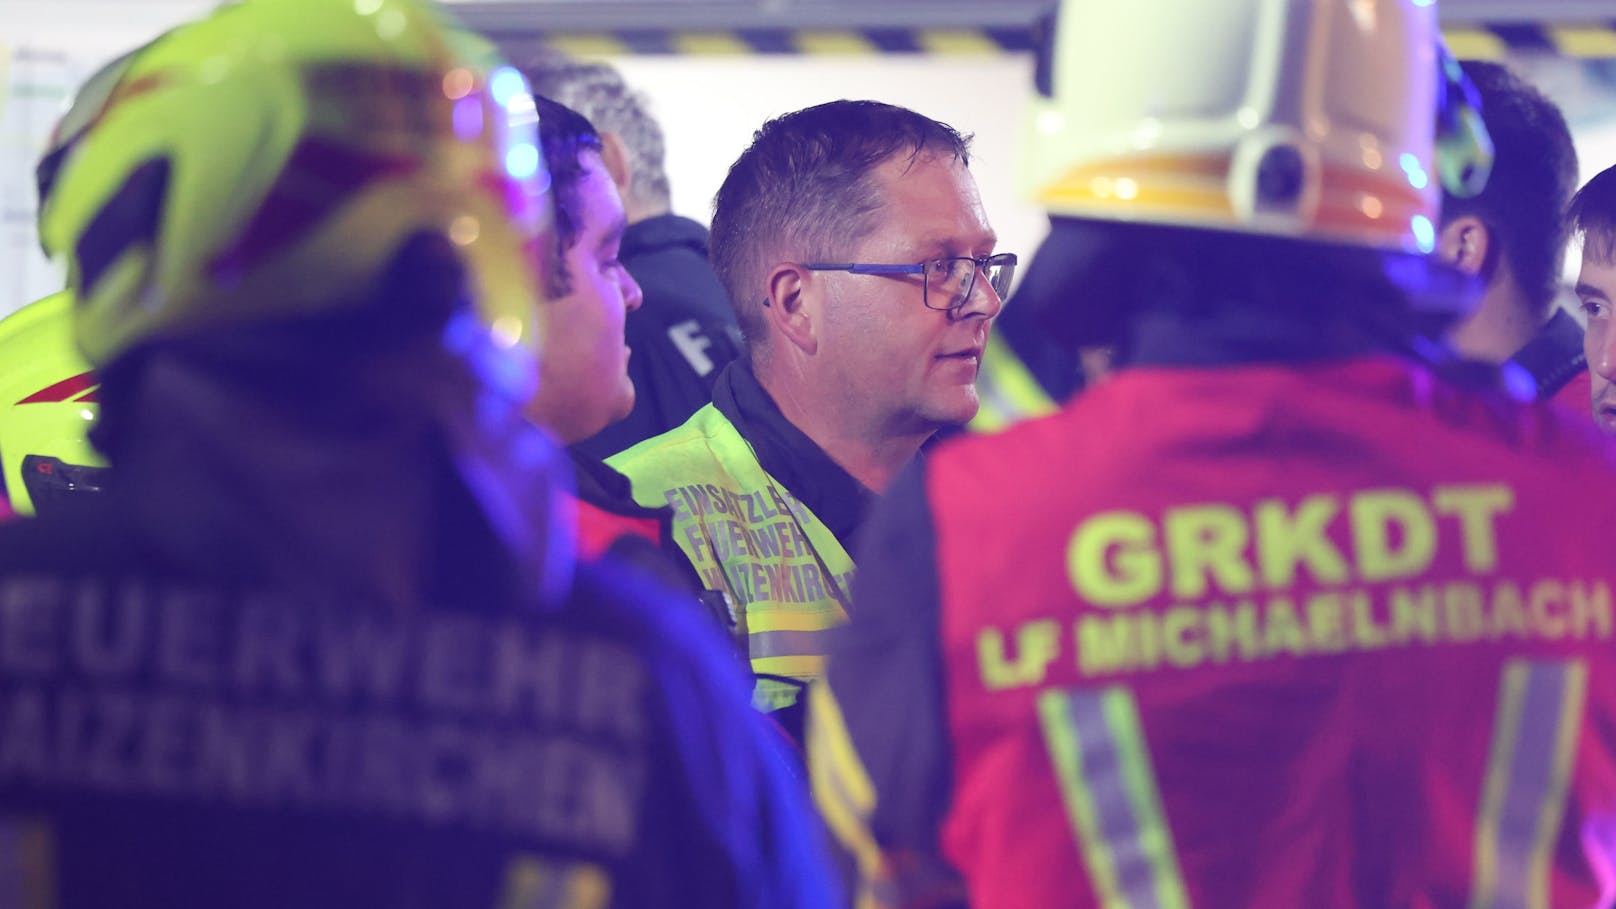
609,100,1009,725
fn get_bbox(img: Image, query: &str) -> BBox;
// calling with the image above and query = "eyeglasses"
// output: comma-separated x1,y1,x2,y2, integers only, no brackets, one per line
800,253,1017,314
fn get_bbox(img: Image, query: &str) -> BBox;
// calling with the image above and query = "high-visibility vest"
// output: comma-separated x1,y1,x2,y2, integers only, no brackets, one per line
609,404,852,708
969,333,1060,433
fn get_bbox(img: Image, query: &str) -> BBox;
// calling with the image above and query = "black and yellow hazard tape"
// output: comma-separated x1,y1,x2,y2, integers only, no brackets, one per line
536,27,1029,58
1444,22,1616,59
530,22,1616,59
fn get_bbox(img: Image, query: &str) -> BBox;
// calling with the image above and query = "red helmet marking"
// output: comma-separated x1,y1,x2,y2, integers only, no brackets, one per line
206,137,421,280
17,371,99,405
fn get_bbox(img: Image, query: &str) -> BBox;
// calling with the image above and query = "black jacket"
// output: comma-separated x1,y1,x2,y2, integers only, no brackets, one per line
0,319,832,908
577,215,742,460
1508,308,1587,401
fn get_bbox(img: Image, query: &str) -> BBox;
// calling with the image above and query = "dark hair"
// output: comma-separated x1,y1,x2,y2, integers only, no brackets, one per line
709,100,972,351
524,56,670,212
533,93,604,296
1441,61,1578,314
1570,163,1616,265
1027,218,1462,356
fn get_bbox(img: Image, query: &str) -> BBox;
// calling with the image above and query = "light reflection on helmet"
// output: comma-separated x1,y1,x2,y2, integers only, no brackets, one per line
1023,0,1493,256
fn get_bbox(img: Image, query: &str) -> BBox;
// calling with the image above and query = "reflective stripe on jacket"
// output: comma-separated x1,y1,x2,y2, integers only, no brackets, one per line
968,333,1060,433
609,403,853,696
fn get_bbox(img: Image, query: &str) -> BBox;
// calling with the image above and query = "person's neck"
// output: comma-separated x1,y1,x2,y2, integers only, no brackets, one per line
1447,277,1545,365
754,362,930,493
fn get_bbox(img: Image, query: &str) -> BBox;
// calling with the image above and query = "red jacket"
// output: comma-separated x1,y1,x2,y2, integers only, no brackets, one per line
573,494,664,558
566,448,669,560
817,356,1616,909
1550,368,1593,421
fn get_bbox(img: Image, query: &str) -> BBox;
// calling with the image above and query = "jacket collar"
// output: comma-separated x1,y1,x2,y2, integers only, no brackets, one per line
710,360,875,547
1507,308,1587,400
621,214,711,260
569,446,667,521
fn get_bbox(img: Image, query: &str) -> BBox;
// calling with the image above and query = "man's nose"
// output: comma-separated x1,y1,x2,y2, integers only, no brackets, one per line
953,269,1004,322
622,269,644,313
1589,323,1616,381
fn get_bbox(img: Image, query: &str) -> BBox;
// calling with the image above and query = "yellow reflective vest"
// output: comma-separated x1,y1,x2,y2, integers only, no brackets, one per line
969,332,1060,433
608,403,852,704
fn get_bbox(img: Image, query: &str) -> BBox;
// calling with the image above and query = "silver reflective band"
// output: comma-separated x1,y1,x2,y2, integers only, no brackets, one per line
750,628,835,660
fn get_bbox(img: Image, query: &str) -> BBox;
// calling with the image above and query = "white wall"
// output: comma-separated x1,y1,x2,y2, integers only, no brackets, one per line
606,53,1049,273
1,0,217,317
1581,126,1616,179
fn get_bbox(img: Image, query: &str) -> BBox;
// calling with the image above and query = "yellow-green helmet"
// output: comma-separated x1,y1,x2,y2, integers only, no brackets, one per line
0,291,108,516
38,0,553,368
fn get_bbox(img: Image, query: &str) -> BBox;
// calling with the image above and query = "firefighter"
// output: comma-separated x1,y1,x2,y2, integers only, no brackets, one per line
0,1,832,905
810,1,1616,907
607,100,1011,721
0,291,105,517
0,46,135,518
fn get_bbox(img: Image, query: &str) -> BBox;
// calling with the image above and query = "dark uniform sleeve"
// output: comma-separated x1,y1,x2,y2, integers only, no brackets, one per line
808,461,967,909
575,560,836,909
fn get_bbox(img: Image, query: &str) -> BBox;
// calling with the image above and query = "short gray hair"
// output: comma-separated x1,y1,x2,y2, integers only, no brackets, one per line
523,56,671,212
710,100,972,353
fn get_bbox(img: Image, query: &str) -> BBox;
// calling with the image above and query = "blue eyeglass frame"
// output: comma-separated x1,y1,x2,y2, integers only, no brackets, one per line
797,253,1018,313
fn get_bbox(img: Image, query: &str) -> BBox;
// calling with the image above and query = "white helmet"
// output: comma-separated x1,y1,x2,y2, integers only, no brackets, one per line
1023,0,1492,255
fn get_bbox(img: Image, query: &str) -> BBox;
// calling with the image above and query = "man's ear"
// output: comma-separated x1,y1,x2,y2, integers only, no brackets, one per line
763,263,817,355
597,132,633,196
1437,214,1493,278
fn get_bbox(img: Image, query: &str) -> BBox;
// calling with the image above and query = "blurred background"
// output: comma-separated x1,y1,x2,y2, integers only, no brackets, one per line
3,0,1615,321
